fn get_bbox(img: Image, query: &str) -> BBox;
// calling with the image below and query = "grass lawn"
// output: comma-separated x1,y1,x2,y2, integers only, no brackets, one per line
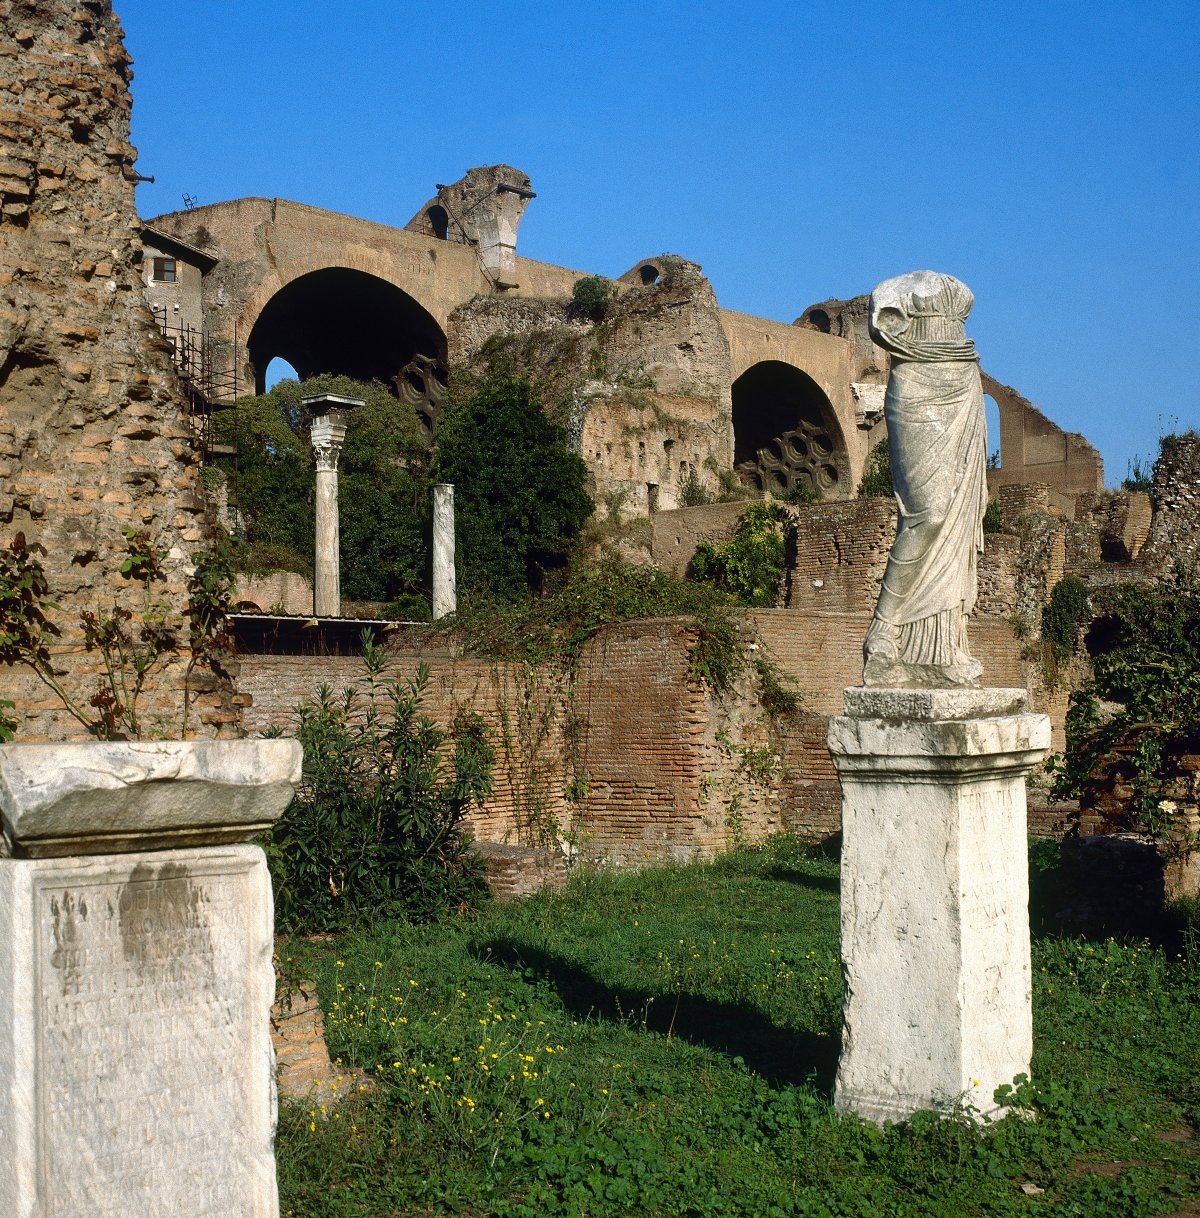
276,837,1200,1217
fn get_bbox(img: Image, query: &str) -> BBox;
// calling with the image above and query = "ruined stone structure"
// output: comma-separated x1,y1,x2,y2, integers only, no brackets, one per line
144,182,893,513
4,0,1174,869
0,0,234,740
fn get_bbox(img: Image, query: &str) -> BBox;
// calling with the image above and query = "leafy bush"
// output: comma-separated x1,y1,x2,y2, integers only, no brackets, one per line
263,633,495,933
1042,575,1091,670
689,501,788,608
1,529,233,739
983,498,1002,534
773,483,818,506
570,275,615,322
1050,568,1200,837
857,437,893,498
433,370,593,599
679,469,713,507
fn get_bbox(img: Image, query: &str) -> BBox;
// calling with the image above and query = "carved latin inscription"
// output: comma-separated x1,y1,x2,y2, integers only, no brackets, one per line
35,861,258,1217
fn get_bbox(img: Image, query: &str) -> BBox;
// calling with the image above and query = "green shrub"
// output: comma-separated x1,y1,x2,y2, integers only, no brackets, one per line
433,370,593,599
382,592,432,622
983,498,1002,533
570,275,615,322
262,632,494,933
1050,567,1200,838
679,469,713,507
773,483,818,506
689,501,788,608
1123,455,1153,494
857,437,893,498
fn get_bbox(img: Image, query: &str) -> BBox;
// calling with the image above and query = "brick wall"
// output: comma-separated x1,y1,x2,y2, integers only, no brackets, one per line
238,650,571,845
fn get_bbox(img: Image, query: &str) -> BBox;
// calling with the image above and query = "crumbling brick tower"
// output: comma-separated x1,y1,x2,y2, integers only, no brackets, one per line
0,0,232,739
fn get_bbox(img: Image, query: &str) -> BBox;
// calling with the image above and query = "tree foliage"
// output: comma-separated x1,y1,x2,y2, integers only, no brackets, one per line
433,369,593,599
857,437,893,498
214,374,429,602
216,369,592,606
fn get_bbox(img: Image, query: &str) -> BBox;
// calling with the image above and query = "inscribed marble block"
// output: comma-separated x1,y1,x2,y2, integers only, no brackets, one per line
0,739,300,1218
0,846,278,1218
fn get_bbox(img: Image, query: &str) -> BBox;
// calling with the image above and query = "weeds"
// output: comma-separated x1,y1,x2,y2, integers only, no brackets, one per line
276,838,1200,1216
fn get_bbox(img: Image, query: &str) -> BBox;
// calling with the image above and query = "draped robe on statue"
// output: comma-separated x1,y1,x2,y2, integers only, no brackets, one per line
862,271,988,688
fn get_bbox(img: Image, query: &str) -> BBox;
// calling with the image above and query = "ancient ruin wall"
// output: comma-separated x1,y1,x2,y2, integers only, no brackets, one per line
981,372,1103,496
449,257,734,517
0,0,226,739
1140,431,1200,575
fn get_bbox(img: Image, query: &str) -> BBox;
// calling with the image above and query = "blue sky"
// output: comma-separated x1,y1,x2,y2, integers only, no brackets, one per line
119,0,1199,487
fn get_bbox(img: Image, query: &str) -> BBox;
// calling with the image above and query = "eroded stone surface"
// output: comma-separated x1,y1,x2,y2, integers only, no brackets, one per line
0,740,302,857
843,685,1027,722
829,697,1050,1124
0,845,278,1217
432,482,457,619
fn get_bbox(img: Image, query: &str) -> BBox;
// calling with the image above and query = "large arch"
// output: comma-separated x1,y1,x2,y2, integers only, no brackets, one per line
732,360,850,499
246,267,448,398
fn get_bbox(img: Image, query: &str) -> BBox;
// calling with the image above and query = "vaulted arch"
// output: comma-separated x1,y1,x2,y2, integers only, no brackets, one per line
247,267,447,395
732,360,850,499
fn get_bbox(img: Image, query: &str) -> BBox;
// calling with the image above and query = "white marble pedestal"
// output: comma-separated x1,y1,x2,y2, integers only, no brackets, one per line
827,688,1050,1124
0,740,301,1218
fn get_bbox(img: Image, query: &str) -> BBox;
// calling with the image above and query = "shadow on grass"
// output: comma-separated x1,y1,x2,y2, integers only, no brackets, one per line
470,937,839,1098
1029,838,1200,955
760,868,840,895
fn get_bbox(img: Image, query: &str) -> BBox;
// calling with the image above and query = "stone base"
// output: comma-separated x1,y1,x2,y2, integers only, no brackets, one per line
0,845,278,1217
828,688,1050,1124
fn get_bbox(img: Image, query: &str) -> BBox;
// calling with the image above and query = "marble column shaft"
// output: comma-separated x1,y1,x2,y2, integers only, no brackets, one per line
432,483,456,620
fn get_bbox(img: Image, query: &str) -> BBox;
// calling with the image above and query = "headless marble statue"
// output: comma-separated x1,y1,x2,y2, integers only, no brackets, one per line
862,270,988,688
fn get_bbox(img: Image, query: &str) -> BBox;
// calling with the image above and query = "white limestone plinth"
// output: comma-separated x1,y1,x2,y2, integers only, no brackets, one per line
827,688,1050,1124
0,741,300,1217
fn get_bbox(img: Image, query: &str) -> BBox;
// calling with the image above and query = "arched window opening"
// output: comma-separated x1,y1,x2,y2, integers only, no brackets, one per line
984,393,1002,469
265,356,299,390
806,309,831,334
639,264,660,285
247,268,447,405
732,360,849,500
427,205,449,240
